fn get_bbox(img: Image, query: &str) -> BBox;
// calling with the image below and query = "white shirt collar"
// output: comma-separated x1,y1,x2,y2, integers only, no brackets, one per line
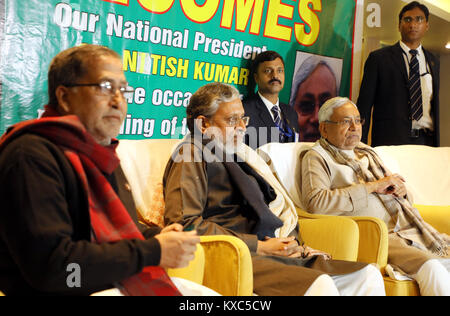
258,91,279,120
400,41,423,57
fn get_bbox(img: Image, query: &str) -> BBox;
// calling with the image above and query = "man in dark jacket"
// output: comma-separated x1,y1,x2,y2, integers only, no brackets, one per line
357,1,440,147
0,45,201,296
243,51,300,149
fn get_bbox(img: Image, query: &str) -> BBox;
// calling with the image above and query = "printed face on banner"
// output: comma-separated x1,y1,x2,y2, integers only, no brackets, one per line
290,52,343,143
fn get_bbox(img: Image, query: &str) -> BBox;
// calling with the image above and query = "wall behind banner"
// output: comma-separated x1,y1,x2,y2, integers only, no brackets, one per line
0,0,358,139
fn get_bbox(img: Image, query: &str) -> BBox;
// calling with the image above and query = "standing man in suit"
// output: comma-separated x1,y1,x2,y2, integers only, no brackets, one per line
243,51,300,149
357,1,440,147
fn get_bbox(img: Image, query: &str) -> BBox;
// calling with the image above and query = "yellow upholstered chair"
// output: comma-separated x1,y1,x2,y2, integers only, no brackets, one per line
168,235,253,296
299,217,359,261
257,142,449,296
415,205,450,236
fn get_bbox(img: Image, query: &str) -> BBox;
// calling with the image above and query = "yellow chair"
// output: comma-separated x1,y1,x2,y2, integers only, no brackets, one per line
168,235,253,296
299,217,360,261
297,209,387,266
415,205,450,235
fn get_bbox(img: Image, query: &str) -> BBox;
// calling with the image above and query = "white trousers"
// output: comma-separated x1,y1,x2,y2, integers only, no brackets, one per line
91,277,221,296
305,265,386,296
414,259,450,296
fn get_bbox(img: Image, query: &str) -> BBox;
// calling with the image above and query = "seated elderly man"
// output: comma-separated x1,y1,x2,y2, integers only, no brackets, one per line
163,82,386,296
301,97,450,296
0,44,216,296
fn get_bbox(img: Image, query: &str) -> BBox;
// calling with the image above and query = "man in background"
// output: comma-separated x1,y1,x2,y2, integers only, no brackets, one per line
357,1,440,146
243,51,299,149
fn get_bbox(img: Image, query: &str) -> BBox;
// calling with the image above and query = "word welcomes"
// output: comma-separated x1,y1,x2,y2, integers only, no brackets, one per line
101,0,323,46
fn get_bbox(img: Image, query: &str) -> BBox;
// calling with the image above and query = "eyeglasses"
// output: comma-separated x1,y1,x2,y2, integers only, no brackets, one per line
65,80,135,98
401,16,426,24
325,118,365,127
225,116,250,127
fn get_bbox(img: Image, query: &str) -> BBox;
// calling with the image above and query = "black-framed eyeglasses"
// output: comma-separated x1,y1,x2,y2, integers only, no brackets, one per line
325,118,365,127
64,80,134,98
401,16,426,24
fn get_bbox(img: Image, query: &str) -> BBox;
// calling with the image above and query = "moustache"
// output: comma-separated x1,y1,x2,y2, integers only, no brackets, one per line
269,78,282,84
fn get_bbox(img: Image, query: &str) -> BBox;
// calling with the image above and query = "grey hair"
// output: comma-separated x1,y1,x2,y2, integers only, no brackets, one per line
289,55,339,107
318,97,358,123
187,82,241,132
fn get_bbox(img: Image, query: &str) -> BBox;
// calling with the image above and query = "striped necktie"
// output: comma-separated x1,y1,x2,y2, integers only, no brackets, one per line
408,49,423,121
271,105,286,142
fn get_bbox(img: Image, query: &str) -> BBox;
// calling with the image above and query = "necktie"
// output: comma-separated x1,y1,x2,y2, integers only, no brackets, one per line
408,49,423,121
271,105,286,142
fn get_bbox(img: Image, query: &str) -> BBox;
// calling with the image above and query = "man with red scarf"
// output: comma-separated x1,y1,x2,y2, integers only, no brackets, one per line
0,45,207,296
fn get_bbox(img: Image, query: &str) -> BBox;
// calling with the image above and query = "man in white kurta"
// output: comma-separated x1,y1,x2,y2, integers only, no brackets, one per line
301,97,450,296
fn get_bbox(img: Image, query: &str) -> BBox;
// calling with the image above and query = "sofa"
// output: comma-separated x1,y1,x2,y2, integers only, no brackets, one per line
257,142,450,296
116,139,366,296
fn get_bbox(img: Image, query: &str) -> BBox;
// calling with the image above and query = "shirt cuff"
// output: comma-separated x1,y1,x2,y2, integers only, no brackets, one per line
139,237,161,267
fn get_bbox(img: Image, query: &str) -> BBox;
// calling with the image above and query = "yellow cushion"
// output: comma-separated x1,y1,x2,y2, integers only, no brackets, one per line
199,235,253,296
297,208,389,270
384,277,420,296
352,216,389,271
299,217,359,262
414,204,450,235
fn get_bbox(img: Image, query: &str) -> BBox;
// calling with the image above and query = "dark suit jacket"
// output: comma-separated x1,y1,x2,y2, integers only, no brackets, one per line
243,94,300,149
357,42,440,147
0,134,161,296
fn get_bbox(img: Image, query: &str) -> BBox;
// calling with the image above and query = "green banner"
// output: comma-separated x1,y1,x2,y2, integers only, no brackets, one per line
0,0,357,139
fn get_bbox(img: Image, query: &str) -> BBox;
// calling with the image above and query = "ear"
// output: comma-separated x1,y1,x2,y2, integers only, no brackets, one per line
319,122,327,139
55,85,72,114
195,115,211,134
253,71,260,85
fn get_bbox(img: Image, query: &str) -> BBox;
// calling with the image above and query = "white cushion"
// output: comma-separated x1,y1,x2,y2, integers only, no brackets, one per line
258,142,450,207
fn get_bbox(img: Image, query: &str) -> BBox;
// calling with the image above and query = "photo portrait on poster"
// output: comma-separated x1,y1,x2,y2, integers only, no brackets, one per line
289,52,343,142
